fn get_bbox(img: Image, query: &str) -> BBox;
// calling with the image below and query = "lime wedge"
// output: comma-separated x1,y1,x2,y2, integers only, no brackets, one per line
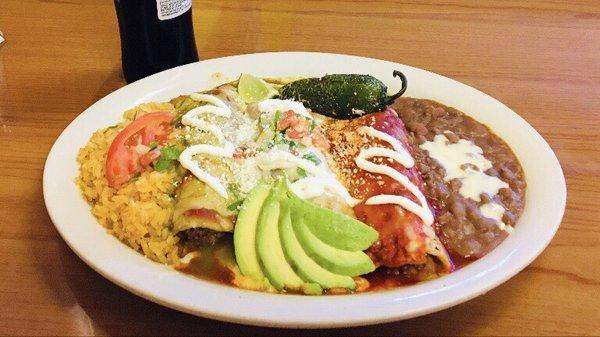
238,73,278,103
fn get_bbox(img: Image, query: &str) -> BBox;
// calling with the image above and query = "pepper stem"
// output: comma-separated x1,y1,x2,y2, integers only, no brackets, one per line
385,70,408,105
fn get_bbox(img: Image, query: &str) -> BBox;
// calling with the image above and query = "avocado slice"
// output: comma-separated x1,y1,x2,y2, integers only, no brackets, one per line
256,187,305,291
290,214,376,277
287,193,378,251
233,182,272,283
234,178,377,294
279,203,356,290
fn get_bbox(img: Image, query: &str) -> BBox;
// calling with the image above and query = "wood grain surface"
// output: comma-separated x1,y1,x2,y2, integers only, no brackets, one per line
1,0,599,335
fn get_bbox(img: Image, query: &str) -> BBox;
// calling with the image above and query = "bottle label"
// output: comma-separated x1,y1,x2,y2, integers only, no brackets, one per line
156,0,191,21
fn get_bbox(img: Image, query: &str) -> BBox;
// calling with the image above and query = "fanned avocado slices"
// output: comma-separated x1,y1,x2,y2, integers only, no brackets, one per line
286,192,378,251
289,216,376,277
279,203,357,289
233,178,379,294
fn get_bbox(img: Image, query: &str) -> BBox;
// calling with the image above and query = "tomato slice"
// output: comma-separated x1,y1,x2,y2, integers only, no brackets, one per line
183,208,222,222
105,111,174,187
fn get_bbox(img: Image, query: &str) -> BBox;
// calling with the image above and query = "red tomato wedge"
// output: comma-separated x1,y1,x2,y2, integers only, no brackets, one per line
105,111,174,187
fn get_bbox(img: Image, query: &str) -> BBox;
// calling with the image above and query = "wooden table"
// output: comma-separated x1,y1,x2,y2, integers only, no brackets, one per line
1,0,599,335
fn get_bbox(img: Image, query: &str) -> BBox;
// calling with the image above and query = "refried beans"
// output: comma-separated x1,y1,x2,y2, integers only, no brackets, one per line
391,97,526,259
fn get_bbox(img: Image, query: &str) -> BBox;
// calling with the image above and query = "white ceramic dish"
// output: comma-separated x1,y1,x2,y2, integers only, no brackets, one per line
43,52,566,328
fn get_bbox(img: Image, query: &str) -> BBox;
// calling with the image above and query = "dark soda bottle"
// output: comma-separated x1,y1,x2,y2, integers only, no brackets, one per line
114,0,199,83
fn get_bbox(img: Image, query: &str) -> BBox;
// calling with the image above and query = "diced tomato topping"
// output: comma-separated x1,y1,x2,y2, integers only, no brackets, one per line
286,118,309,139
277,110,298,131
310,130,330,150
276,110,311,139
233,146,256,159
183,208,222,222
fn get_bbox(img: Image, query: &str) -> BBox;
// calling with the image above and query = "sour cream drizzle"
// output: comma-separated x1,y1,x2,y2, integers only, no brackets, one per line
355,126,434,226
419,133,512,233
178,93,234,198
419,134,508,202
257,149,358,206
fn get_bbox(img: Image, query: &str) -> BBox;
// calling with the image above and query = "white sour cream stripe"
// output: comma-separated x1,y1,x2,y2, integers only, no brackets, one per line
178,94,234,198
419,133,512,234
257,149,358,206
296,176,358,207
287,176,326,200
189,93,232,117
182,93,232,143
419,134,508,201
356,126,434,226
480,202,513,233
358,126,414,167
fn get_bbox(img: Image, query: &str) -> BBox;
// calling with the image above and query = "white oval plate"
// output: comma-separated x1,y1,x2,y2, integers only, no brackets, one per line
43,52,566,328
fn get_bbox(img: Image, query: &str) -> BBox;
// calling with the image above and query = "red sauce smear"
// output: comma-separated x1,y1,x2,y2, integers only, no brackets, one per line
334,109,431,268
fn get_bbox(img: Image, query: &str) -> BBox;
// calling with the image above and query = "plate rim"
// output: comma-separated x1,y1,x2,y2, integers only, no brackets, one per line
43,51,566,328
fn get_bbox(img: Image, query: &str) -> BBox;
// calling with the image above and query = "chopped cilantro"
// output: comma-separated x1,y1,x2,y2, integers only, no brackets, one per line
273,131,284,143
153,145,183,171
273,131,298,150
258,141,275,152
160,145,182,160
287,140,297,150
302,152,321,165
153,159,171,171
227,199,244,212
273,131,290,145
297,167,308,178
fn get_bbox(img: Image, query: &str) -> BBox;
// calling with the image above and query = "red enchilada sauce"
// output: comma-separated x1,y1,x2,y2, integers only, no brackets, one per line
179,99,523,294
325,110,436,268
180,108,456,293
